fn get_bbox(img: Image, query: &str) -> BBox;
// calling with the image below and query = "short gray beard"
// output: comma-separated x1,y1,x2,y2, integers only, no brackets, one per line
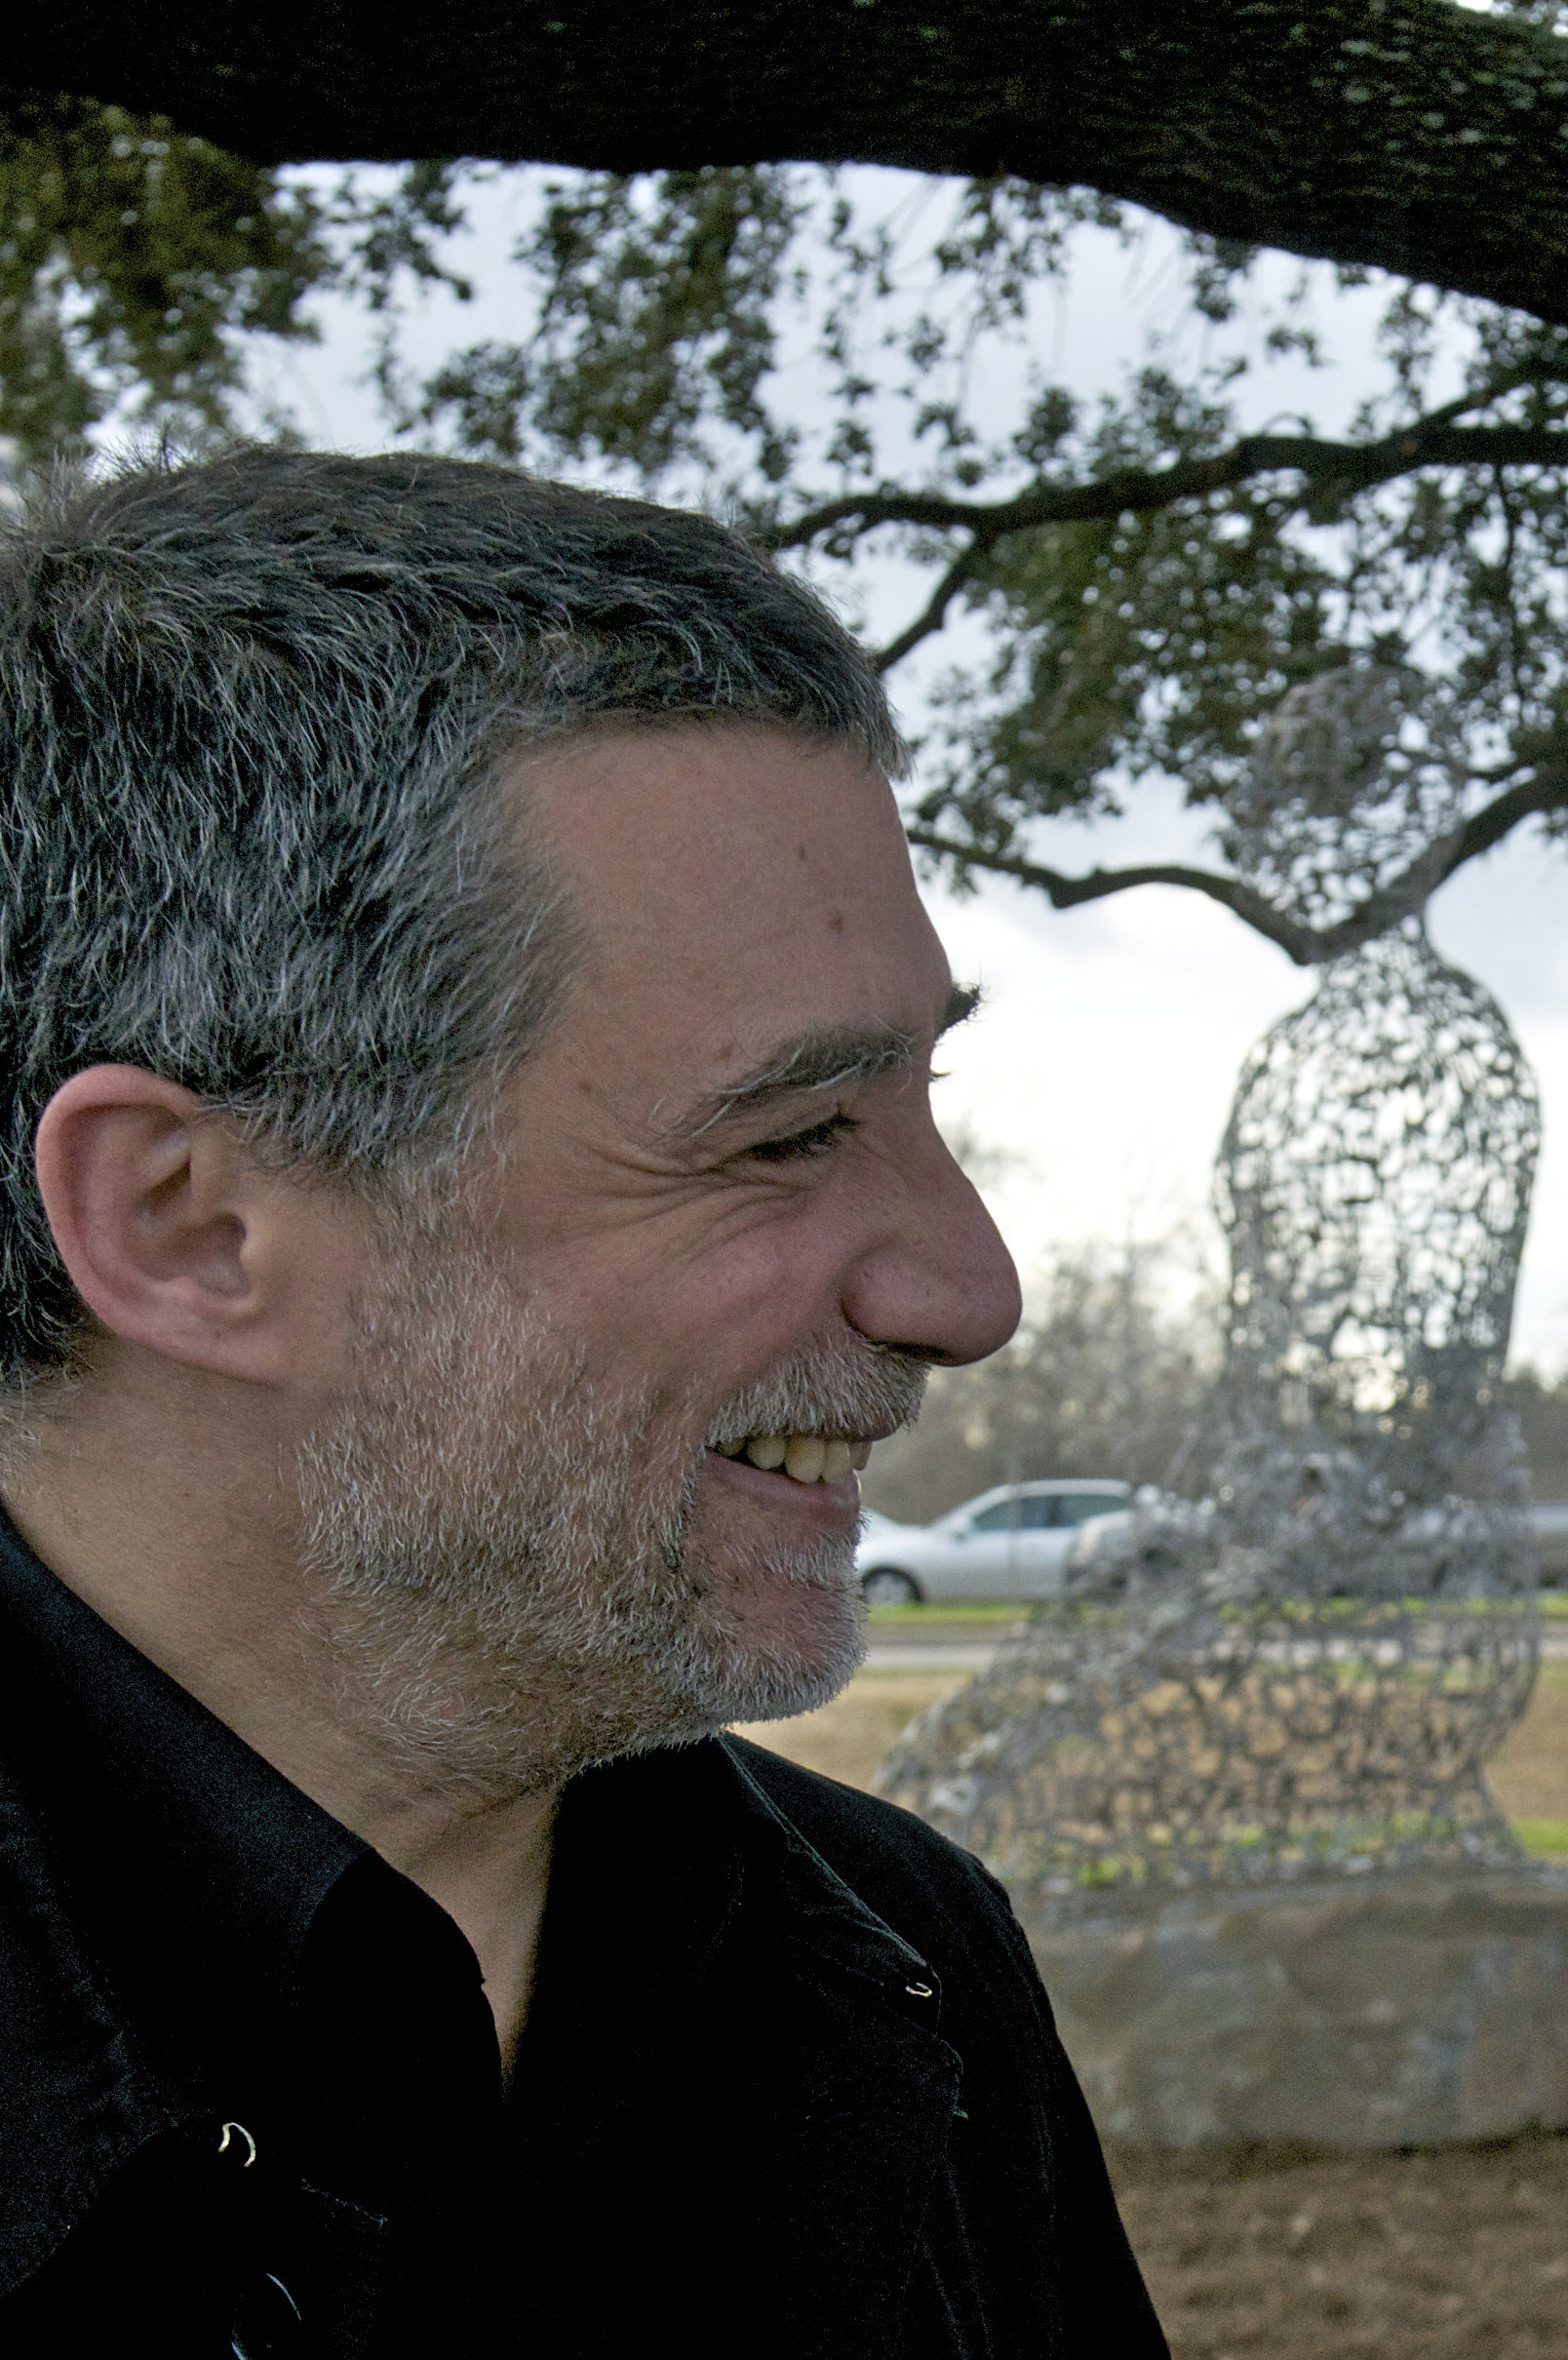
292,1233,928,1802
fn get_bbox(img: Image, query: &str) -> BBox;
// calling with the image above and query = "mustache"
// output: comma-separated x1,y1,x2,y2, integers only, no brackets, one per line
705,1336,930,1449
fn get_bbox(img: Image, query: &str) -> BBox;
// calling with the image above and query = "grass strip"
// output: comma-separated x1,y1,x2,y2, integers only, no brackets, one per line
1511,1816,1568,1857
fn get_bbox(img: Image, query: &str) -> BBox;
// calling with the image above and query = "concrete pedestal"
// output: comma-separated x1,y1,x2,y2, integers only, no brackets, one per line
1018,1866,1568,2147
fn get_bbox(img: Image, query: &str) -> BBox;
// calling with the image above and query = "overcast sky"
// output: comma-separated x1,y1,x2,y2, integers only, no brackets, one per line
232,173,1568,1370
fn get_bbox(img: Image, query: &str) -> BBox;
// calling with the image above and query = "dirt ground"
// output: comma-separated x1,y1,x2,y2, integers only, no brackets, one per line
1109,2137,1568,2357
732,1660,1568,2357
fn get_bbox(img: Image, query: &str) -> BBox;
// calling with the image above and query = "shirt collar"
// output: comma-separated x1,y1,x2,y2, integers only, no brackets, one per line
0,1514,939,2063
0,1511,953,2317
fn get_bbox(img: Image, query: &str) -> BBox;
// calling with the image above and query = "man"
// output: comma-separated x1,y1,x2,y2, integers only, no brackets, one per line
0,450,1166,2355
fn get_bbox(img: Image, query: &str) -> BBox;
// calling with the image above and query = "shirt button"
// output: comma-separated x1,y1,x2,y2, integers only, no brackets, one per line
229,2271,303,2357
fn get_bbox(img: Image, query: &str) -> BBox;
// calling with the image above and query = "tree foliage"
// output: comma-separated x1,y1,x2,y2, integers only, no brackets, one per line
0,99,326,451
6,10,1568,948
0,103,471,452
366,157,1568,944
404,169,807,482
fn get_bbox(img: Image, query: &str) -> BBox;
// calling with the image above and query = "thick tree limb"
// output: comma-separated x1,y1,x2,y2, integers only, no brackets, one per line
777,419,1568,565
906,772,1568,966
8,3,1568,326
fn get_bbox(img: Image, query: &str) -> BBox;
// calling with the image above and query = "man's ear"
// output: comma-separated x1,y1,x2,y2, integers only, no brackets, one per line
33,1066,323,1386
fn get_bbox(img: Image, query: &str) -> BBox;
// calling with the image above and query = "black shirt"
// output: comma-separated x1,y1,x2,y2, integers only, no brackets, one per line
0,1511,1167,2357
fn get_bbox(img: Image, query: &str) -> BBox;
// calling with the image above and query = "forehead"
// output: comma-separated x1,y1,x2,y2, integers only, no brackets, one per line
524,727,948,1049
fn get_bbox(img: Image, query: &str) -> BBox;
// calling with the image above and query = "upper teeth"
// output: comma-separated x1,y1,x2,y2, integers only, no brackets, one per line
714,1434,872,1483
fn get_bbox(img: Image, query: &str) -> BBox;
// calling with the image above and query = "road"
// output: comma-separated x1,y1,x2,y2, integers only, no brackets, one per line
862,1621,1568,1674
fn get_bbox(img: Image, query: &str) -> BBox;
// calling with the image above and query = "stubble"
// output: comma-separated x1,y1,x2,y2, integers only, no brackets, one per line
292,1227,927,1800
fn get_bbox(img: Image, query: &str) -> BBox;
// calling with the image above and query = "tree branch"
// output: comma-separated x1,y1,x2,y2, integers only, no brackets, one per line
773,419,1568,560
24,2,1568,329
872,545,982,673
906,771,1568,965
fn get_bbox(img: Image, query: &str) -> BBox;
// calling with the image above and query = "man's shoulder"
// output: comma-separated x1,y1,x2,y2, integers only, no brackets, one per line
719,1733,1026,1971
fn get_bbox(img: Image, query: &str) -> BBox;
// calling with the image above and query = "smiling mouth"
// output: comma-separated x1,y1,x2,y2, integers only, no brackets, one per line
711,1433,874,1485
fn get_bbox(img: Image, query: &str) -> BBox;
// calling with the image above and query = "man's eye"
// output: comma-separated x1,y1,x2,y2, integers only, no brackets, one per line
745,1112,860,1164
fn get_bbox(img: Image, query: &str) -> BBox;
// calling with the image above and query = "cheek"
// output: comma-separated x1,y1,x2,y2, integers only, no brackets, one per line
680,1200,858,1344
555,1200,854,1381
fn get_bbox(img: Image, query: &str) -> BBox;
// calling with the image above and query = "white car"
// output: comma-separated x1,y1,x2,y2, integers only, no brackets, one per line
1533,1502,1568,1587
855,1480,1133,1604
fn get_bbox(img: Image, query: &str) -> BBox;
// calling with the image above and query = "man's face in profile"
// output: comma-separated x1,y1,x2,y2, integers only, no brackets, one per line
295,725,1020,1790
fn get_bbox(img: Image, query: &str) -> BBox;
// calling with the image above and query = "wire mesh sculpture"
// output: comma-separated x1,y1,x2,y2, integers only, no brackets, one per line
879,670,1542,1907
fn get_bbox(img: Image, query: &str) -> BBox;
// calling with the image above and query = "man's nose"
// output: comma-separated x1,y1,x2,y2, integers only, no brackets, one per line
841,1131,1022,1368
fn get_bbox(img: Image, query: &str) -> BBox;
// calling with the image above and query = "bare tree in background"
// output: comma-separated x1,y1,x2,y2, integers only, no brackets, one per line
1504,1366,1568,1501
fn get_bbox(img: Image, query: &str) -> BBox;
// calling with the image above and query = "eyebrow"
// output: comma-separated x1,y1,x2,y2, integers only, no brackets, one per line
669,980,982,1142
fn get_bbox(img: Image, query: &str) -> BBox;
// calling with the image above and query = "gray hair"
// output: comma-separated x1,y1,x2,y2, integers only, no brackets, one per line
0,448,904,1383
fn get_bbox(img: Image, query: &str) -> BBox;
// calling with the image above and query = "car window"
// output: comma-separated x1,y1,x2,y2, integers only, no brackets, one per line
969,1494,1061,1531
1055,1492,1126,1527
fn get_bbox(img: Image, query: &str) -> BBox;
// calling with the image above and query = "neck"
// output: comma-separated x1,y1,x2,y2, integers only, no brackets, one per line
0,1354,561,2069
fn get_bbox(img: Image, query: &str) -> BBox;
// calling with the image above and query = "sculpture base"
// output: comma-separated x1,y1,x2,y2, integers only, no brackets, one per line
1018,1865,1568,2148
